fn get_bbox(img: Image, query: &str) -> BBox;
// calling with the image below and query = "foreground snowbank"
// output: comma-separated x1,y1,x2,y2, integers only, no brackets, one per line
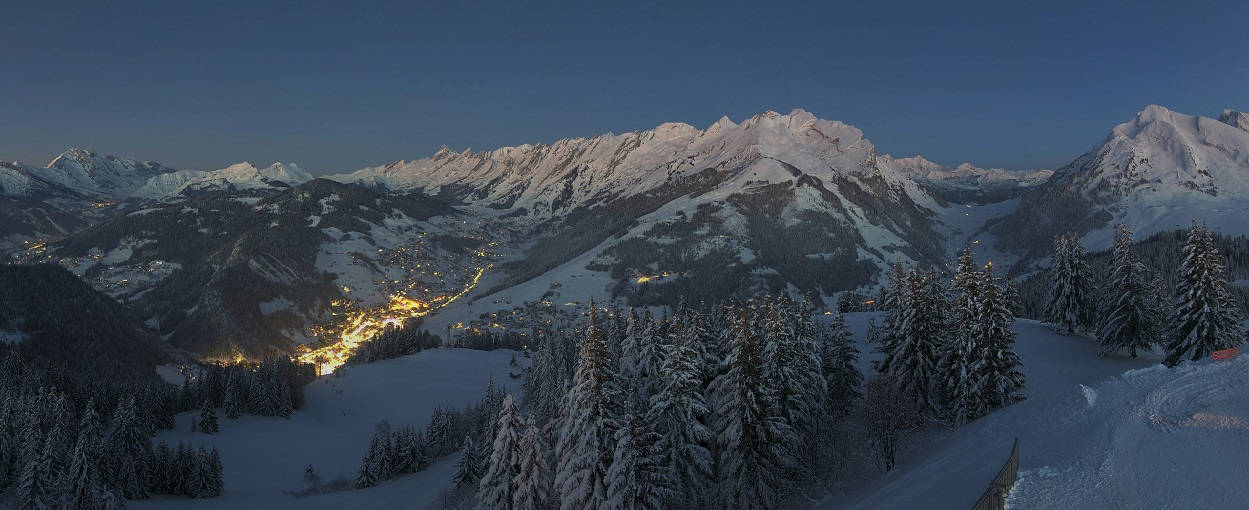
826,316,1248,509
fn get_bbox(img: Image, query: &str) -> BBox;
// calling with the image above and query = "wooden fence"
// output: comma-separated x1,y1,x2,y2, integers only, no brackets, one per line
970,437,1020,510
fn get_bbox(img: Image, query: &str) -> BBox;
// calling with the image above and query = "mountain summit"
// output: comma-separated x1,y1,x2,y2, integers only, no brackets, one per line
989,104,1249,257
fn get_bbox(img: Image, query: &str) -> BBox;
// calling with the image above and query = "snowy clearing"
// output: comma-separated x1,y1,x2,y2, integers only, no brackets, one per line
131,348,524,510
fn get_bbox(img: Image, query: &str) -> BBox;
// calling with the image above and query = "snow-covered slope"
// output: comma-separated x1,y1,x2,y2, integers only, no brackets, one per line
134,162,313,198
0,161,50,197
989,105,1249,257
823,314,1249,510
130,348,522,509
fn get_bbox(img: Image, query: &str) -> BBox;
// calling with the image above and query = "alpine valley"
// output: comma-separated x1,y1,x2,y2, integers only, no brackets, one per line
4,105,1248,365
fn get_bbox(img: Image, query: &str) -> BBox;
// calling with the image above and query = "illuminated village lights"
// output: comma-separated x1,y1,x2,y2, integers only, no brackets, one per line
297,265,492,375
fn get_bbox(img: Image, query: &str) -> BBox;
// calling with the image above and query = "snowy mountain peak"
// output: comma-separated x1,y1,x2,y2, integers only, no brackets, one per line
37,148,176,195
133,161,313,198
991,104,1249,256
1219,109,1249,131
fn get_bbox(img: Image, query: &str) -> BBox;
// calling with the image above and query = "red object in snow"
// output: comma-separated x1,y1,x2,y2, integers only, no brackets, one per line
1212,347,1240,360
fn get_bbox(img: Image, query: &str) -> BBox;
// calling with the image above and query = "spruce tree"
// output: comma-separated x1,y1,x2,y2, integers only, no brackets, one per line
820,311,862,417
878,270,949,416
453,435,483,490
355,446,378,489
63,411,106,509
15,420,51,510
1097,225,1161,357
513,417,551,510
0,397,14,487
191,447,214,498
605,401,670,510
223,378,242,420
151,441,171,495
1165,222,1245,365
647,312,712,508
709,304,793,509
208,448,224,497
42,397,74,486
942,265,1025,424
879,261,908,312
108,396,152,499
1045,232,1094,334
199,401,219,434
762,295,824,443
479,394,524,509
554,305,617,510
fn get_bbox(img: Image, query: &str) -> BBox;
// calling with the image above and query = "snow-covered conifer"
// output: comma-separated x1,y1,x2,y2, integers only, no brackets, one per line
479,394,525,509
1097,225,1161,356
647,312,712,507
554,304,617,510
453,435,483,490
513,417,551,510
1165,222,1245,365
710,304,793,509
1045,232,1094,334
605,401,669,510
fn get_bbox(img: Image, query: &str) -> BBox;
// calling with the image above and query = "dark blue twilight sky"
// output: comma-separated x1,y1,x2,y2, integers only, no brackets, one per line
2,0,1247,173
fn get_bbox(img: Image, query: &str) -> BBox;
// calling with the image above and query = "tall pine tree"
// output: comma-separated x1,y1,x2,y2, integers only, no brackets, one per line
1097,225,1162,357
554,304,617,510
1164,222,1245,365
479,394,524,509
1045,232,1094,334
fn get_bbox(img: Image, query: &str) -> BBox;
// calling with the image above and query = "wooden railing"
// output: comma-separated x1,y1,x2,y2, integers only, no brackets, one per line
970,437,1020,510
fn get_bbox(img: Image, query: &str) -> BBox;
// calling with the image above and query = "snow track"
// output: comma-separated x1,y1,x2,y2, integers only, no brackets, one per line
1140,358,1249,432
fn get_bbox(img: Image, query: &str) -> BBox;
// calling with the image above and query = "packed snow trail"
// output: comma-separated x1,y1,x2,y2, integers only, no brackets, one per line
824,315,1249,509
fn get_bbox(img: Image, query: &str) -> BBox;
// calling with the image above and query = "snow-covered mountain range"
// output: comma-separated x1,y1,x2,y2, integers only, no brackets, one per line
881,154,1052,203
5,104,1249,358
1,149,311,199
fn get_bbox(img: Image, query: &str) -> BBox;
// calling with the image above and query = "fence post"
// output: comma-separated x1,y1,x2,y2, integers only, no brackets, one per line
970,437,1020,510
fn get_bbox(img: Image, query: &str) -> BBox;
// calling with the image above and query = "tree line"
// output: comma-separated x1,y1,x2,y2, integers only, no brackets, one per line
1043,222,1245,365
0,350,225,508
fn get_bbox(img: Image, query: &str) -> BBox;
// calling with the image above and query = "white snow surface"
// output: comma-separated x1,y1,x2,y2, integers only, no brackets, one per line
131,348,523,510
823,314,1249,510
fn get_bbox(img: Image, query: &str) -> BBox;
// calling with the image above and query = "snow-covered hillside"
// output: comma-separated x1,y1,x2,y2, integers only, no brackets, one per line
990,105,1249,257
823,314,1249,510
131,348,522,510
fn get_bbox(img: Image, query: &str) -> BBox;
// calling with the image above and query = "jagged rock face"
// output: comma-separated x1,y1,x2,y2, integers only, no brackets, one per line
989,105,1249,259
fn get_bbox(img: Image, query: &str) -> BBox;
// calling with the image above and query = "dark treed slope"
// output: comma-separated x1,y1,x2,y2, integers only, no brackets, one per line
0,264,171,381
